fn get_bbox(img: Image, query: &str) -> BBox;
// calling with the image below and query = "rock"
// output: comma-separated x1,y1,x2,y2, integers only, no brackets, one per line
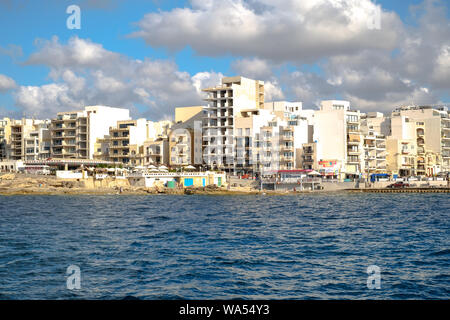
0,174,15,180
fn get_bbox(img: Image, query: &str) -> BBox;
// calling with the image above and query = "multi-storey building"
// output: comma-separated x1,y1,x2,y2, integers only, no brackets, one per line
0,118,11,160
361,112,389,175
23,122,51,160
391,105,450,173
7,118,51,161
313,100,363,179
386,138,417,177
202,76,264,172
169,106,203,167
299,143,317,171
51,106,130,159
143,138,169,167
108,119,148,166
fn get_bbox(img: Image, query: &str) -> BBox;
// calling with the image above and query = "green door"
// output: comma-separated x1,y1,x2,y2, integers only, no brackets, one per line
167,180,175,188
217,177,222,187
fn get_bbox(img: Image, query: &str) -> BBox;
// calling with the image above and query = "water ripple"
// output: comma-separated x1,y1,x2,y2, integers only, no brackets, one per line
0,193,448,299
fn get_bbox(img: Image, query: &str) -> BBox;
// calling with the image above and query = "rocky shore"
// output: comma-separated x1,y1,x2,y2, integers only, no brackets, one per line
0,173,332,196
0,173,264,196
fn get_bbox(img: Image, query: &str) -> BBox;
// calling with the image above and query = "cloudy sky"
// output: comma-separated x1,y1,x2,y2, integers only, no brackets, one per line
0,0,448,120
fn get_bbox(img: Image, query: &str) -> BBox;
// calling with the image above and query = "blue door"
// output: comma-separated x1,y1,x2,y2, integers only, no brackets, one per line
184,178,193,187
202,178,206,186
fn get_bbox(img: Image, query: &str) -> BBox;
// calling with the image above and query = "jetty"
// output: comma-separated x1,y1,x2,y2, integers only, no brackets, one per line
347,188,450,193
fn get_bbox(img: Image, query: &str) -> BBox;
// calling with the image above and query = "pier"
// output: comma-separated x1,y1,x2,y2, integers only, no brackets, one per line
347,188,450,193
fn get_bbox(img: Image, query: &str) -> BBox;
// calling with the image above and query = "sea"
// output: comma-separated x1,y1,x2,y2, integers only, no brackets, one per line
0,193,448,299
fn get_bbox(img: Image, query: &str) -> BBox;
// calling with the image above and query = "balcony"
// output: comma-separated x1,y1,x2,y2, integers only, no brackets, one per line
281,135,294,141
347,158,360,164
282,145,294,151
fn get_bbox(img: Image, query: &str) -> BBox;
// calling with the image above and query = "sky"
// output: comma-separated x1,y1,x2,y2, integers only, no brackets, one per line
0,0,448,120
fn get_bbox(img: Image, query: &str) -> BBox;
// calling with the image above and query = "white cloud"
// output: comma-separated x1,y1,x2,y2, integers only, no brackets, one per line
14,36,213,119
231,58,273,80
130,0,401,63
0,74,17,92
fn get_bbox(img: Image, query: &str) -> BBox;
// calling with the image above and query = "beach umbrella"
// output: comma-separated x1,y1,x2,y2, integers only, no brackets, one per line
148,164,156,169
158,165,168,170
185,165,196,170
307,170,321,176
149,168,158,172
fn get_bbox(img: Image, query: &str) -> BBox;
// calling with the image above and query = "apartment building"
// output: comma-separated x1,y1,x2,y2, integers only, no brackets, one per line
391,105,450,173
386,138,417,176
108,118,148,166
313,100,363,179
7,118,51,161
143,138,169,167
24,122,51,160
234,108,274,174
361,112,389,175
51,106,130,159
298,143,317,171
202,76,264,172
169,106,203,167
385,113,418,176
0,118,11,160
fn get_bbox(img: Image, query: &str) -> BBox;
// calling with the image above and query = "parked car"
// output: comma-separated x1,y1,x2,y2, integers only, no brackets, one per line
387,181,410,188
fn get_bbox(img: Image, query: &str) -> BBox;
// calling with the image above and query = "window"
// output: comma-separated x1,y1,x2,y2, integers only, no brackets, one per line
245,128,250,136
347,115,359,122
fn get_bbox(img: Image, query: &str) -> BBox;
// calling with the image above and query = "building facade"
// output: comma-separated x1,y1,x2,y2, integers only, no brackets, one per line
202,76,265,172
51,106,130,160
313,100,363,179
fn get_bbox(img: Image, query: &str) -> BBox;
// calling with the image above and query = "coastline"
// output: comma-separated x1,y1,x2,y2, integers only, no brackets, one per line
1,174,448,196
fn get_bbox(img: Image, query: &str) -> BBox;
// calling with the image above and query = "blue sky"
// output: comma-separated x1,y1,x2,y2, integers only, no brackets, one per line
0,0,448,119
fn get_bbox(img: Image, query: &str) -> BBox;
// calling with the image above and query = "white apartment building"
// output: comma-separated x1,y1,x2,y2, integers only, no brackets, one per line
0,118,11,160
361,112,389,175
257,116,310,174
144,138,169,167
51,106,130,159
313,100,363,179
202,76,264,172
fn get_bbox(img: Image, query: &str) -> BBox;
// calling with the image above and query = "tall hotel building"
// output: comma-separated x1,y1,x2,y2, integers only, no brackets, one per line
50,106,130,159
202,76,264,172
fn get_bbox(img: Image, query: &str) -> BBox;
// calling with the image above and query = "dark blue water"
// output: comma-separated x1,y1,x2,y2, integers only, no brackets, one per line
0,193,448,299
